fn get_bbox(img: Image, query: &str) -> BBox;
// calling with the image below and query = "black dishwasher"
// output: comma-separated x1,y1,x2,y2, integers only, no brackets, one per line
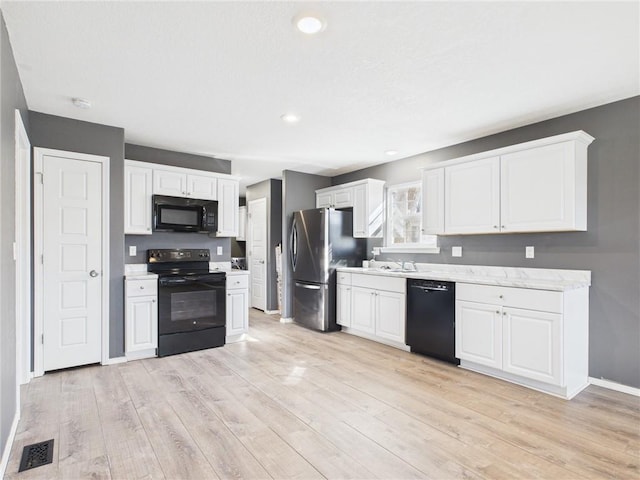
406,279,458,365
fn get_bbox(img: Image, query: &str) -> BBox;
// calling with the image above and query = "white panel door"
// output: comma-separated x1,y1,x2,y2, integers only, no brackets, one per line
455,301,502,369
153,169,186,196
333,188,353,208
503,307,562,385
125,296,157,352
422,168,445,235
124,162,152,234
248,198,267,310
217,178,239,236
445,157,500,234
42,155,103,371
187,174,217,200
350,287,376,334
375,290,405,343
316,191,333,208
336,284,352,327
226,289,249,336
501,142,576,232
352,184,368,237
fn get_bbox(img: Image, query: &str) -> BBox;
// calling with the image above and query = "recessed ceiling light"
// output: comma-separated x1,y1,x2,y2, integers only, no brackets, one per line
293,14,326,35
281,113,300,124
72,97,92,109
385,150,398,156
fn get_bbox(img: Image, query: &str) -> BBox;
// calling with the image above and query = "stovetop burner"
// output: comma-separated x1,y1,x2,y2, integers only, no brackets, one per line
147,248,215,276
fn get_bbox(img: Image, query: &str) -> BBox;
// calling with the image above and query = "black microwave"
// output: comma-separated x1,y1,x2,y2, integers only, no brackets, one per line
153,195,218,233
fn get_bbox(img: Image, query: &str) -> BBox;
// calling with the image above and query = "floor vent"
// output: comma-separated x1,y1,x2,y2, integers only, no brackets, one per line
18,439,54,472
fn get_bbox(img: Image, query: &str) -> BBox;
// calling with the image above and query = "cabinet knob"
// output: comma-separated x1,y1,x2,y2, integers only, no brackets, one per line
501,225,505,229
140,286,145,289
493,225,498,229
496,310,500,314
503,312,507,316
146,227,151,231
152,299,156,303
499,295,503,299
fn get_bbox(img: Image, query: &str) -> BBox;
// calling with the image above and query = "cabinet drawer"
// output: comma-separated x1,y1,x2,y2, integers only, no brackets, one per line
352,274,405,293
456,283,562,313
226,274,249,290
337,272,352,285
126,278,158,297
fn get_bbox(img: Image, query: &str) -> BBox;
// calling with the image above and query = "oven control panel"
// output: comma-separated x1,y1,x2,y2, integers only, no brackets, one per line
147,249,211,263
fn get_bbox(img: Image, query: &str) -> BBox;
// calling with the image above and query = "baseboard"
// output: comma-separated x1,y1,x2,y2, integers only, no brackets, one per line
280,317,294,324
102,356,127,365
264,309,281,315
0,411,20,478
589,377,640,397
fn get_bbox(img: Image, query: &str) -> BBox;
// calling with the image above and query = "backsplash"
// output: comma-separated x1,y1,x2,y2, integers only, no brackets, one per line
124,232,231,263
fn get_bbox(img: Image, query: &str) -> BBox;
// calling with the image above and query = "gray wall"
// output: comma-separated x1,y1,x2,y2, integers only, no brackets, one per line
0,12,28,467
281,171,331,318
246,178,283,311
334,96,640,389
123,143,232,264
28,112,126,358
125,143,231,174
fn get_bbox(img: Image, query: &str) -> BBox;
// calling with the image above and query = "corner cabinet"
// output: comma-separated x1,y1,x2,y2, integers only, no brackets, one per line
125,277,158,360
124,160,153,234
124,160,240,237
315,179,385,238
226,274,249,343
456,282,588,399
422,130,594,235
343,273,407,349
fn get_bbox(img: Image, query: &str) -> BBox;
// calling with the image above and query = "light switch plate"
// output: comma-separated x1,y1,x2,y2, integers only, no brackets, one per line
216,246,223,255
452,246,462,257
525,246,535,259
129,245,137,257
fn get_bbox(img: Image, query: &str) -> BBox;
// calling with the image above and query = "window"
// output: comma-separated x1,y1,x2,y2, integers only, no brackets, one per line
385,181,438,250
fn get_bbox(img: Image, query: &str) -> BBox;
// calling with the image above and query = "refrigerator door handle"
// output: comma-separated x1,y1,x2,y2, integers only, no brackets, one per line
290,219,298,271
295,282,321,290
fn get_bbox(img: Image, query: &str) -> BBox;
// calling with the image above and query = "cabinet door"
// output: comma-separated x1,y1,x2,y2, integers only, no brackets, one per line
501,142,580,232
336,284,352,327
503,307,562,385
125,295,158,353
316,192,333,208
153,169,187,196
445,157,500,234
216,178,239,237
422,168,444,235
333,188,353,208
124,164,153,234
237,206,247,241
350,287,376,334
187,174,218,200
375,290,405,343
226,289,249,337
455,301,502,368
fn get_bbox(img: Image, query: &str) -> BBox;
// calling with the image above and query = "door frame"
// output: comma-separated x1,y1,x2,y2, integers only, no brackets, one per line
247,197,268,311
33,147,110,376
14,111,31,388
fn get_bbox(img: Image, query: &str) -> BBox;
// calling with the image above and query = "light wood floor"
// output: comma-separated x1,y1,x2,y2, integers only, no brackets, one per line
5,309,640,480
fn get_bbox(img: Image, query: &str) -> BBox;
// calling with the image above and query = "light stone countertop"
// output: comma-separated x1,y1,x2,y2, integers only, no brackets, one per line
337,262,591,291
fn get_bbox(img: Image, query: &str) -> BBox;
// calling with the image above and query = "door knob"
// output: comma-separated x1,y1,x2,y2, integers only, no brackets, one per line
89,270,99,278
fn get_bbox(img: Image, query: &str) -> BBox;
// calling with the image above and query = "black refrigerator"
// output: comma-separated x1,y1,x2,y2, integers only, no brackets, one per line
291,208,366,331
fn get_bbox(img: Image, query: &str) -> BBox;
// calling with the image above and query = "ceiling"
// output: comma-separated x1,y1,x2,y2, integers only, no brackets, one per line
1,2,638,192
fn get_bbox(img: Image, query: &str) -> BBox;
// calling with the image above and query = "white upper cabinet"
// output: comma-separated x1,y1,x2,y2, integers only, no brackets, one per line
445,156,500,234
237,205,247,240
124,160,153,234
316,179,385,238
153,168,218,200
421,167,445,235
500,141,587,232
422,131,593,235
217,177,239,237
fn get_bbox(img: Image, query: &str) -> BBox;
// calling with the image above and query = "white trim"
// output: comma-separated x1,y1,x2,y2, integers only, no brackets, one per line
589,377,640,397
33,148,111,376
14,110,31,389
0,412,20,478
264,309,281,315
280,317,294,324
103,356,128,365
380,246,440,254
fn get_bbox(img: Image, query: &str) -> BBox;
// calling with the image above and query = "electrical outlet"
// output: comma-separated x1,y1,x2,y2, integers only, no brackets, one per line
216,246,223,255
129,245,137,256
452,246,462,257
525,246,535,259
372,247,381,255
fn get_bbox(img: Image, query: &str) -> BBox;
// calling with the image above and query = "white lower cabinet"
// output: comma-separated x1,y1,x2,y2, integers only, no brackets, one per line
343,273,407,349
226,274,249,342
336,272,352,328
456,282,588,399
125,277,158,360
